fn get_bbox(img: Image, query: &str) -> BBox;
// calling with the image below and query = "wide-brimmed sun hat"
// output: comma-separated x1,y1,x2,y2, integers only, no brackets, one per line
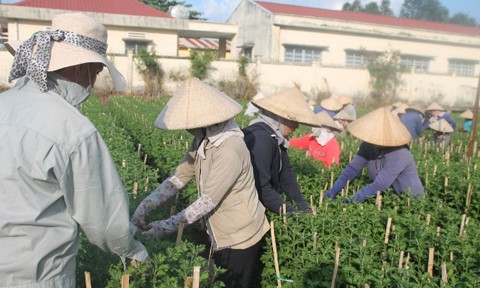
155,77,242,130
425,101,445,112
460,109,473,120
429,118,454,133
348,106,412,147
333,94,353,105
252,86,321,127
320,97,343,111
6,13,126,91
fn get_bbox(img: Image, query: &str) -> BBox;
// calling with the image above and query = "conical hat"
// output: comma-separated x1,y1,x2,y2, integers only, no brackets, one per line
460,109,473,119
320,97,343,111
394,103,409,115
155,77,242,130
429,118,454,133
333,94,353,105
392,101,405,108
405,104,425,116
252,86,321,127
334,105,356,121
425,101,444,111
347,106,412,146
316,110,342,131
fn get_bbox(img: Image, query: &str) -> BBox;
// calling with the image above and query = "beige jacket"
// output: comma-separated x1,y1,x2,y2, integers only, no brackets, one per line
174,136,270,250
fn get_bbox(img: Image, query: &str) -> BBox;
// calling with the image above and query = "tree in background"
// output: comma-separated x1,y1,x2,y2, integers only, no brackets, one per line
135,48,164,98
140,0,206,20
342,0,394,16
343,0,477,27
189,50,215,80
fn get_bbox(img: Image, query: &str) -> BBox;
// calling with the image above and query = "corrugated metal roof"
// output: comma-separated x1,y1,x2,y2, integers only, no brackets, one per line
256,1,480,37
179,37,231,50
10,0,171,18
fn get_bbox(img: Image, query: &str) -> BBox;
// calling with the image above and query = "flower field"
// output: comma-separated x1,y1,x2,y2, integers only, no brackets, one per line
79,94,480,287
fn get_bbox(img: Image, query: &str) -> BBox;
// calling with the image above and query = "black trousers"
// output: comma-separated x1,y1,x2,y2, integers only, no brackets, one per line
213,240,262,288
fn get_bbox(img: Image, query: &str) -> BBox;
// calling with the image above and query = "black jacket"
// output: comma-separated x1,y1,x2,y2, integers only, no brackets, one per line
243,122,309,214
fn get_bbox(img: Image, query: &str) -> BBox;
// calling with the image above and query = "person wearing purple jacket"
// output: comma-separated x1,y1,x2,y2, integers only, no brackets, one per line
400,104,429,140
324,106,425,202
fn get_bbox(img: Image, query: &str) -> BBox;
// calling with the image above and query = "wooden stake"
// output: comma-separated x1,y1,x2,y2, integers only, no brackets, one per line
282,204,287,226
459,214,467,237
176,223,185,246
270,221,282,288
376,191,382,211
405,253,410,270
428,247,434,277
319,191,324,206
313,232,318,252
133,182,138,198
442,261,448,284
121,275,130,288
122,159,126,168
137,143,141,156
330,170,334,189
192,266,200,288
345,180,350,196
384,217,392,244
84,272,92,288
398,251,404,269
426,214,431,225
331,244,340,288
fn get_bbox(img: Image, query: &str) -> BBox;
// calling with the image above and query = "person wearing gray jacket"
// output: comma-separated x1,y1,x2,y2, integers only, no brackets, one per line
0,13,149,287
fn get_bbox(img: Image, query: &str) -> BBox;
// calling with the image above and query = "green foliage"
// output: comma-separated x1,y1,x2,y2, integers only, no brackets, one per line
342,0,393,16
449,13,478,27
216,56,257,99
400,0,449,22
135,47,164,98
366,49,405,105
190,50,215,80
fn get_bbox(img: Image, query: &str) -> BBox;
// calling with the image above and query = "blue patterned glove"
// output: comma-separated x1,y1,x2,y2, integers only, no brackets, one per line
353,186,375,202
324,165,359,199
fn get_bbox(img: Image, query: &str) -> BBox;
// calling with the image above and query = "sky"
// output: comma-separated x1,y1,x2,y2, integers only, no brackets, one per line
185,0,480,24
1,0,479,24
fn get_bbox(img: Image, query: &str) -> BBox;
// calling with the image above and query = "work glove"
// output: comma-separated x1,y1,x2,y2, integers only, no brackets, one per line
141,210,187,239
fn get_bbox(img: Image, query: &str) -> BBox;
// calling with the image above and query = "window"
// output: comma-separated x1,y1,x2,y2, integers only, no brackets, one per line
284,45,322,64
449,59,475,77
346,50,367,68
125,40,149,54
401,56,430,73
0,26,7,50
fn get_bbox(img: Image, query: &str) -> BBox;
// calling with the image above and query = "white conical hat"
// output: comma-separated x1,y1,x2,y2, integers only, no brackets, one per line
460,109,473,119
429,118,454,133
252,86,321,127
155,77,242,130
405,104,425,116
334,105,356,121
425,101,445,111
320,97,343,111
348,106,412,146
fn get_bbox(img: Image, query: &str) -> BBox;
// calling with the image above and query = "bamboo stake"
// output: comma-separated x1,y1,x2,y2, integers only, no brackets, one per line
442,261,448,284
459,214,467,237
384,217,392,244
313,232,318,252
270,221,282,288
376,191,382,211
426,214,431,225
437,226,441,237
345,180,350,196
331,244,340,288
85,272,92,288
330,170,334,189
405,253,410,270
192,266,200,288
137,144,141,156
428,247,434,277
122,159,126,168
319,191,324,206
176,223,185,246
282,204,287,226
398,251,404,269
121,275,129,288
444,177,448,196
133,182,138,198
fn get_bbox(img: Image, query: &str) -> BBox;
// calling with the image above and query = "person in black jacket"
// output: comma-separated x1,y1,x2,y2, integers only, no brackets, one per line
243,86,321,215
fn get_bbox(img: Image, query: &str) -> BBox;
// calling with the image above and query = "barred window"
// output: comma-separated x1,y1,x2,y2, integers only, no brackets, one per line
401,56,430,72
346,51,367,68
284,46,322,64
449,60,475,77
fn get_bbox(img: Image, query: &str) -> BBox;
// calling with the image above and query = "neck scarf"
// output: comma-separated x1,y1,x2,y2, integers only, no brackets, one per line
196,118,243,159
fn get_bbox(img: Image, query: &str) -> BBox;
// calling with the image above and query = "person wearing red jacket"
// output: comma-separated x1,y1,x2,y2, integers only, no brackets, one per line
290,110,343,167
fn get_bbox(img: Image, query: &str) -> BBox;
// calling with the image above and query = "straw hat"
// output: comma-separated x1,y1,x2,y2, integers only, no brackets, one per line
155,77,242,130
347,106,412,146
429,118,454,133
405,104,425,116
316,110,343,131
333,94,353,105
320,97,343,111
252,86,321,127
394,103,409,115
334,105,356,121
6,13,126,91
425,101,445,112
392,101,405,108
460,109,473,119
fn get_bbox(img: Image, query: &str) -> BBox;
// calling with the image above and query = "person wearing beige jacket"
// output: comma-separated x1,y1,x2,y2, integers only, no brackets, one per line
131,77,270,288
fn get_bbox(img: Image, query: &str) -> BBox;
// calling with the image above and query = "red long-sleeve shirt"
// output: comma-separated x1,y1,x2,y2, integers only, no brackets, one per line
290,134,341,167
